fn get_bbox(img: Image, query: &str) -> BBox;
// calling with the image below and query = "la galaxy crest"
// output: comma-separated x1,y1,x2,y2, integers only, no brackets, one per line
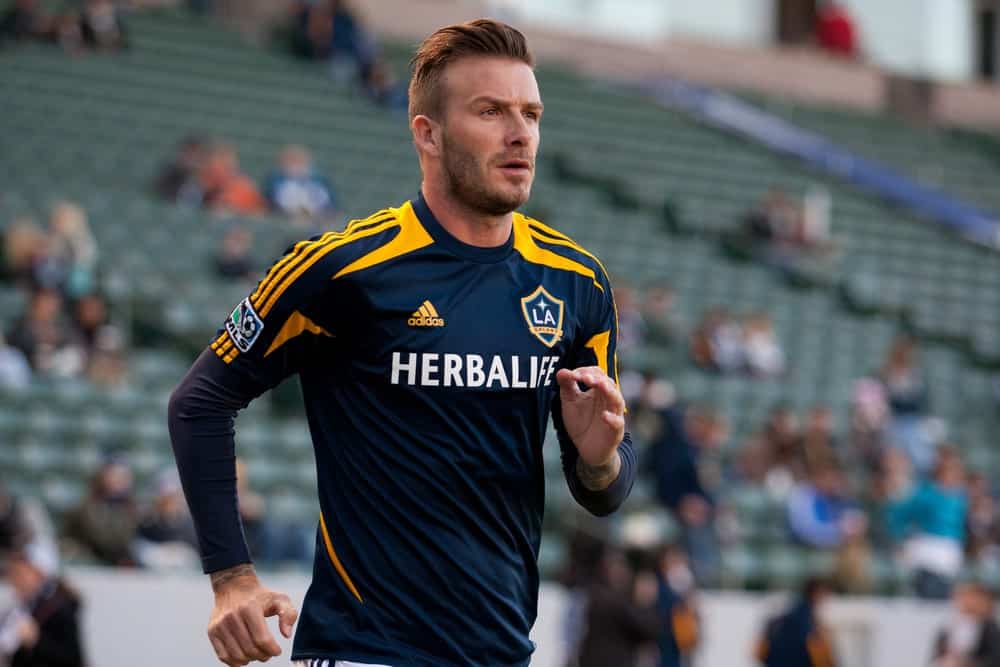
521,285,564,348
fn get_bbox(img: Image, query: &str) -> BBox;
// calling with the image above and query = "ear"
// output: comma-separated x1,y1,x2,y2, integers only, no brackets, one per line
411,114,442,159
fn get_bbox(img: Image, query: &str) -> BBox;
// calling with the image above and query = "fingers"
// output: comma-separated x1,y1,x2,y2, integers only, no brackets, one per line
263,593,299,639
224,610,265,663
567,366,625,414
602,410,626,432
240,602,282,659
556,368,583,398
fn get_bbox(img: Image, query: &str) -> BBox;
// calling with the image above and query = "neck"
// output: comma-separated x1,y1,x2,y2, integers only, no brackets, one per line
420,180,513,248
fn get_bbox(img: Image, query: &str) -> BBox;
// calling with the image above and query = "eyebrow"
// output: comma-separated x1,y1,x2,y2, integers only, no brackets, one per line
469,95,544,113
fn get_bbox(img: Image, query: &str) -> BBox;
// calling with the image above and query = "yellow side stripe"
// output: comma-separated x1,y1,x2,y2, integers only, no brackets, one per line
259,219,399,317
424,301,439,318
319,512,363,604
419,305,431,318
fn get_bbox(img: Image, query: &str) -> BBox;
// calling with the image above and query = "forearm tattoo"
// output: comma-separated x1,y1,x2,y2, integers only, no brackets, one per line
576,453,622,491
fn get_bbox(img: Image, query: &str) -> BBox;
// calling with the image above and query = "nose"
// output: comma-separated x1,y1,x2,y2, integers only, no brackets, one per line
505,112,532,149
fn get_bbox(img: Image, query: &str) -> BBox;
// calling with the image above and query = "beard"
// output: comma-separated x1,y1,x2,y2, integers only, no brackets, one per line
441,133,530,216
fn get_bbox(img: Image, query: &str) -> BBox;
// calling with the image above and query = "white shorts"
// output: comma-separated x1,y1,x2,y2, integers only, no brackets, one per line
293,661,392,667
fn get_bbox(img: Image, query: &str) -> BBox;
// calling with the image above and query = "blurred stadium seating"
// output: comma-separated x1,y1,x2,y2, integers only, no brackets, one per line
2,7,1000,596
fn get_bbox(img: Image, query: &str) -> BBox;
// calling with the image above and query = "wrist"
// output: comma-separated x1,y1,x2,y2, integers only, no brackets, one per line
210,563,258,595
576,451,622,491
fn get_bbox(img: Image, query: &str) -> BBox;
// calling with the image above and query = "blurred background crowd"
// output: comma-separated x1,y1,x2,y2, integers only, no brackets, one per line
3,0,1000,665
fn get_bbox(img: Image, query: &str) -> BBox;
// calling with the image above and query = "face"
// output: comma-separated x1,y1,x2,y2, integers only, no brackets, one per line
428,56,542,216
7,559,41,601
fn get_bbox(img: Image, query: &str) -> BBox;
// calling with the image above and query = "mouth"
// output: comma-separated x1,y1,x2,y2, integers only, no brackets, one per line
497,159,533,175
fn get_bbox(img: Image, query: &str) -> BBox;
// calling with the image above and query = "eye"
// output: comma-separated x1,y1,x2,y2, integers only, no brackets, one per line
481,107,500,117
524,111,539,121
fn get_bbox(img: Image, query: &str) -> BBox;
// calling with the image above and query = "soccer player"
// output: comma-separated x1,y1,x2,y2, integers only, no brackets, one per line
168,18,635,667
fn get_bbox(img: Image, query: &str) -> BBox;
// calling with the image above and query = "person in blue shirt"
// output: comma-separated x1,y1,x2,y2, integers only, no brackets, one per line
885,449,967,599
168,19,636,667
263,145,338,224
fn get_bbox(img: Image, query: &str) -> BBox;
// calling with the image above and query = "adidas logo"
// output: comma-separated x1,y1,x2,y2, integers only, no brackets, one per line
408,300,445,327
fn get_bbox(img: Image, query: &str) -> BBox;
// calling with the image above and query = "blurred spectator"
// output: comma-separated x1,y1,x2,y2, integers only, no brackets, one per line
1,220,47,287
690,307,742,374
655,545,700,667
79,0,128,51
85,324,127,387
263,145,338,223
134,470,199,570
0,334,31,390
652,404,725,585
47,202,98,298
199,143,267,217
364,58,407,110
886,449,968,599
849,378,890,473
71,292,108,357
614,283,643,358
0,0,51,45
641,283,685,349
787,464,865,550
966,473,1000,566
62,457,138,566
743,313,785,378
738,405,803,494
6,289,84,377
815,1,857,59
574,547,660,667
743,188,798,244
931,582,1000,667
290,0,334,60
801,405,840,470
290,0,376,84
214,226,255,279
881,336,935,472
755,577,837,667
154,135,207,205
0,485,57,572
236,459,310,566
0,546,85,667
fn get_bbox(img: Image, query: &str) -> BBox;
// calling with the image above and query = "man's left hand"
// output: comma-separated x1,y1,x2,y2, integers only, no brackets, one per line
556,366,626,470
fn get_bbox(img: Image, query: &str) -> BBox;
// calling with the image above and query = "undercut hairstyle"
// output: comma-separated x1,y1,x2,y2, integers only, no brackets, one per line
408,19,534,121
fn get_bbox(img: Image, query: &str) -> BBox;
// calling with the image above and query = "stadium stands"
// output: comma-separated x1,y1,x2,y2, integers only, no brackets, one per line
2,8,999,593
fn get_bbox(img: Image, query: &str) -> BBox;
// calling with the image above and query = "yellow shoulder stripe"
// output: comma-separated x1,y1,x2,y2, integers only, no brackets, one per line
332,201,434,280
251,209,394,307
264,310,332,358
258,218,399,317
518,215,622,362
521,216,613,286
513,217,603,291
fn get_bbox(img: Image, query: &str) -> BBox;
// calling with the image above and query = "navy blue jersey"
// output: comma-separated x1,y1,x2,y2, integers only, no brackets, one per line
174,193,635,666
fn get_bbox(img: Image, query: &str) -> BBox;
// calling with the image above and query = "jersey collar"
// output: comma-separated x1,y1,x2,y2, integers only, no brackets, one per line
411,191,515,264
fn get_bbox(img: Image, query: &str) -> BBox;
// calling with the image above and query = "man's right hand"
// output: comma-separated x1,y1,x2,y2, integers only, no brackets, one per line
207,564,298,666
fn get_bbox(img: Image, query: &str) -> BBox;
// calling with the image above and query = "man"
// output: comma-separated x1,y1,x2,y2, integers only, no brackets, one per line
755,578,837,667
654,545,699,667
168,19,635,667
931,582,1000,667
1,546,85,667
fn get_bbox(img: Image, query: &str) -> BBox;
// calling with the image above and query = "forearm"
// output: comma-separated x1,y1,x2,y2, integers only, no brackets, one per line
168,349,262,573
562,432,636,517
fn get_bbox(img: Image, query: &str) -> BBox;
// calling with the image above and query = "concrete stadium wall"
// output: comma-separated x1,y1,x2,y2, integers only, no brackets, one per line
0,568,953,667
